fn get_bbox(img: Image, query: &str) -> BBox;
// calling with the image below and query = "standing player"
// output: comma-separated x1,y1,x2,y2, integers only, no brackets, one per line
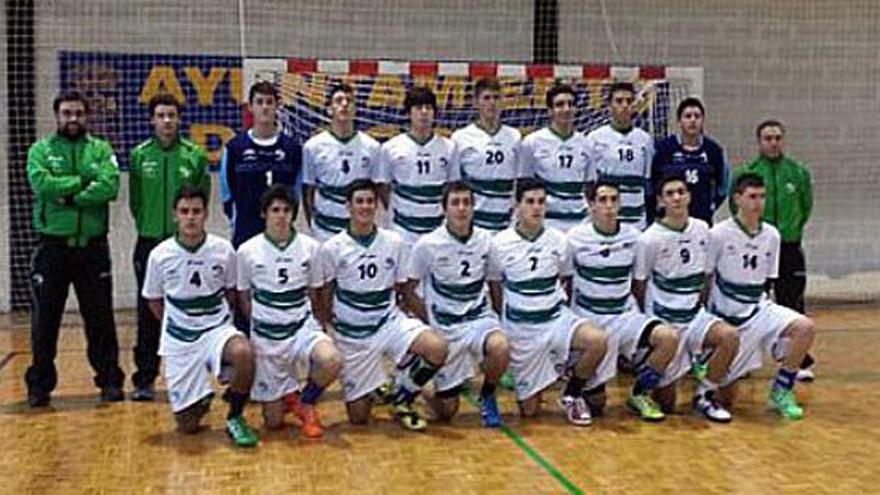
451,77,521,232
403,182,510,427
303,83,381,241
221,81,302,248
129,93,211,401
710,173,815,419
378,86,458,246
568,179,679,422
650,97,729,225
488,178,607,425
519,83,595,232
237,185,343,437
142,186,258,447
633,174,739,422
584,82,654,230
318,179,448,431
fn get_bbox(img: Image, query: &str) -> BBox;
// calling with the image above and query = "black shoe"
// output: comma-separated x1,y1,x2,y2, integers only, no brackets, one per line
28,391,51,408
100,386,125,402
131,384,156,402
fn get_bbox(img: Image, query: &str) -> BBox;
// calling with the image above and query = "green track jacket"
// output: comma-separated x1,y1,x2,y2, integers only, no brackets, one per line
731,155,813,242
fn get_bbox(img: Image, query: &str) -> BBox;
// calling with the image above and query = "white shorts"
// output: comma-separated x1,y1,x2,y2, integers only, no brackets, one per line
335,311,429,402
250,318,331,402
659,307,721,388
433,315,501,393
575,307,661,388
505,306,584,401
162,324,244,413
722,301,804,386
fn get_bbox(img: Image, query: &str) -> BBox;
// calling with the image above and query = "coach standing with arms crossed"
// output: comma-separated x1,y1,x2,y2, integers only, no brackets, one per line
128,94,211,400
25,91,125,407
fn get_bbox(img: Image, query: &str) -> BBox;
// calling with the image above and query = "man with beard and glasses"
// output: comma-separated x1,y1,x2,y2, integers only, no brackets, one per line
25,90,126,407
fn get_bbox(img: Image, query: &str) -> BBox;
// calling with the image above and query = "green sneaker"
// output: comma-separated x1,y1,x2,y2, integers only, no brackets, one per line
391,401,427,431
769,388,804,420
627,393,666,422
500,371,516,391
226,416,259,447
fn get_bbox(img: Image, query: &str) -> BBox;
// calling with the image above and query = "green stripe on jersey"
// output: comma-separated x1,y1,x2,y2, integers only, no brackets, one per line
574,292,629,315
652,271,705,294
166,288,225,317
504,275,558,296
334,312,391,338
715,272,765,304
433,299,489,326
317,183,348,204
314,212,349,233
336,288,392,312
252,315,309,340
392,210,444,234
431,276,485,302
652,302,700,324
537,175,585,200
166,316,229,343
392,181,444,204
546,209,587,221
253,285,307,310
574,262,631,285
603,174,645,192
473,210,512,230
619,205,645,220
505,301,563,324
465,175,514,199
711,304,759,326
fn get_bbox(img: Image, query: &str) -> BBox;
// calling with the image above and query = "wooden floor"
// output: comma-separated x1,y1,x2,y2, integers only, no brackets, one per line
0,306,877,494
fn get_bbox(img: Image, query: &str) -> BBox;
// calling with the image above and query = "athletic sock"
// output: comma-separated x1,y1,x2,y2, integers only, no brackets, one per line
392,355,440,405
696,378,720,398
480,381,497,399
563,375,586,398
300,380,324,405
773,368,798,392
633,364,662,396
224,389,249,419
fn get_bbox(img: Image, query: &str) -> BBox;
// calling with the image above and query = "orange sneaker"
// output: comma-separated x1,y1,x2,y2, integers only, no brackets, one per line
299,404,324,437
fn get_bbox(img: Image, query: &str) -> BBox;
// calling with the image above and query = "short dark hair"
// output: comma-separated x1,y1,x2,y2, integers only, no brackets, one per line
733,173,765,195
474,77,501,98
756,119,785,139
53,90,89,114
441,181,474,210
404,86,437,113
260,183,299,218
585,178,620,203
346,179,378,203
608,81,635,100
327,82,355,107
656,173,688,197
148,93,181,117
545,83,576,109
249,81,279,103
515,177,546,203
676,96,705,120
173,185,208,209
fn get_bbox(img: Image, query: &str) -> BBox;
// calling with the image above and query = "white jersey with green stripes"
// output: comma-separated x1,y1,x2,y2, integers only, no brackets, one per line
709,218,780,325
584,125,654,229
568,222,640,316
320,228,408,338
378,133,459,240
451,123,521,231
236,231,323,339
634,218,713,327
489,226,572,325
303,130,381,238
408,224,494,330
519,127,595,229
142,234,236,354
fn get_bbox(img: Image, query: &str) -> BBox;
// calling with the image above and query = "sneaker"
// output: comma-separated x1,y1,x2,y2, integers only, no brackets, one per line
100,386,125,402
391,401,427,431
296,404,324,438
131,384,156,402
28,390,50,408
559,395,592,426
480,395,502,428
796,365,815,383
499,371,516,391
693,391,732,423
226,416,259,447
627,393,665,422
769,388,804,420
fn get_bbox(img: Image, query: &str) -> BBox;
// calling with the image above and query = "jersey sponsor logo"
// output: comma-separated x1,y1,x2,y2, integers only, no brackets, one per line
243,149,257,160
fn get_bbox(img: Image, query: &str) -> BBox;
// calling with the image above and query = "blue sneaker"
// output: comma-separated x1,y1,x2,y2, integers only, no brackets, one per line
480,395,502,428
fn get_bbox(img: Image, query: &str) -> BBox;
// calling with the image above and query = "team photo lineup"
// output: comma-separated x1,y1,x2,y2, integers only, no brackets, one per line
25,75,818,448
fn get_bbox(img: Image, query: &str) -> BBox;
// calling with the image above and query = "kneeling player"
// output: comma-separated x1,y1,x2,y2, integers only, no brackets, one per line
568,180,679,422
709,173,815,420
403,182,510,427
318,179,449,431
488,178,607,426
633,174,739,422
142,186,258,447
237,185,343,437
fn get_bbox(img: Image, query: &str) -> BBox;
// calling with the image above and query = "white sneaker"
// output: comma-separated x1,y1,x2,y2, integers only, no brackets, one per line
694,392,732,423
796,365,815,383
559,395,592,426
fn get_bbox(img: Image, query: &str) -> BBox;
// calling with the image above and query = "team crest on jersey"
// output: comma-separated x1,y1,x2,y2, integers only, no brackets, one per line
211,264,224,278
274,149,286,161
726,244,737,254
436,256,451,267
384,257,396,269
600,248,611,258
